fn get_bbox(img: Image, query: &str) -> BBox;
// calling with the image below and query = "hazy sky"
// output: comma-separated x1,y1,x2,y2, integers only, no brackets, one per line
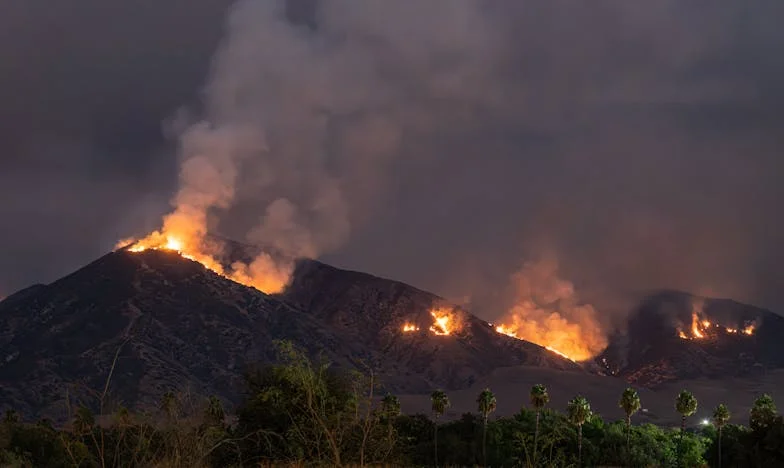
1,0,783,320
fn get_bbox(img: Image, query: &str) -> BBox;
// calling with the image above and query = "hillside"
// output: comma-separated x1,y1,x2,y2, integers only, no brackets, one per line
0,248,580,421
598,290,784,386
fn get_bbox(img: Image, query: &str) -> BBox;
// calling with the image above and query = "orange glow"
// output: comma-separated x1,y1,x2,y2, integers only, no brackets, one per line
428,307,462,336
117,213,290,294
676,299,756,340
402,323,419,332
495,323,579,363
691,312,705,339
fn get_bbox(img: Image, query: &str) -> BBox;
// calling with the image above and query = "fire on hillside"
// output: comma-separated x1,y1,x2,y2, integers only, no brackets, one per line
676,300,756,340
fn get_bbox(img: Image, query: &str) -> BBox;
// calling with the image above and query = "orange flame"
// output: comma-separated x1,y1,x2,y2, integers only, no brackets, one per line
495,324,577,362
402,323,419,332
428,307,462,336
676,299,757,340
117,217,289,295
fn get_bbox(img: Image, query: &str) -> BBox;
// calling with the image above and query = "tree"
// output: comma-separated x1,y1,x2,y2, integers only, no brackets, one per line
477,388,497,466
530,383,550,461
431,389,450,467
203,395,225,428
675,389,698,467
381,393,401,422
750,394,777,433
618,387,642,458
567,395,592,467
712,404,731,468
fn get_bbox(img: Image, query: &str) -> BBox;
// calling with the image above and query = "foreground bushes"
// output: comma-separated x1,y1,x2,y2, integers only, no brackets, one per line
2,341,784,467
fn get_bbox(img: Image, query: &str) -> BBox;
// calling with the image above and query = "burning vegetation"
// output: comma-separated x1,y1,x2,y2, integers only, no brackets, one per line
117,217,290,295
676,299,757,340
490,259,608,363
400,307,464,336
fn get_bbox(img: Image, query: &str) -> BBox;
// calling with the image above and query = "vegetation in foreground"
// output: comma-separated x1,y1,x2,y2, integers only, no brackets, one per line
2,341,784,467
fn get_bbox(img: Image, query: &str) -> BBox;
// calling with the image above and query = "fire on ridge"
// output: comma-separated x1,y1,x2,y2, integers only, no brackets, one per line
677,307,756,341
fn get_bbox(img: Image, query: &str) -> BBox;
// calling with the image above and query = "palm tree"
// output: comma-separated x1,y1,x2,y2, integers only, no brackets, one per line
675,389,698,467
567,395,593,467
381,393,401,445
618,387,642,458
431,389,450,467
530,383,550,459
712,404,730,468
477,388,497,466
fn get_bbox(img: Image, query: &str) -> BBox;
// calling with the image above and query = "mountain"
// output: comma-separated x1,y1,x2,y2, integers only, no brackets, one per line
598,290,784,387
0,248,580,421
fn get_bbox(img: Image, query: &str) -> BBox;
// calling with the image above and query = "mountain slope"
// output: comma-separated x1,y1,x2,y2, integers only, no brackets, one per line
598,291,784,386
0,249,580,420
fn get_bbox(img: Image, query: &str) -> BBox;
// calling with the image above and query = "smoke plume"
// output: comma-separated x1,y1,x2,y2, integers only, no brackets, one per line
496,257,608,361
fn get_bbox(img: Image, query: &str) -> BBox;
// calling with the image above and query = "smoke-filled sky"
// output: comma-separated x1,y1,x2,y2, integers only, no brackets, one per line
2,0,783,322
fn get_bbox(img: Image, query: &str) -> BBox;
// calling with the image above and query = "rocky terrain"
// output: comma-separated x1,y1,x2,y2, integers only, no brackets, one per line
0,248,579,421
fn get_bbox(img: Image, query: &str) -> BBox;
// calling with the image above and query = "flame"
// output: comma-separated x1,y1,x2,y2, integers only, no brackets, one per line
490,259,607,362
691,312,705,339
676,299,757,340
428,307,462,336
402,323,419,332
117,214,289,294
496,325,575,362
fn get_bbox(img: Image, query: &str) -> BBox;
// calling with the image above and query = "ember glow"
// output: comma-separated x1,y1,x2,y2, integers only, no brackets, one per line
677,299,757,340
428,307,462,336
495,325,575,362
117,213,291,295
490,259,607,363
402,323,420,333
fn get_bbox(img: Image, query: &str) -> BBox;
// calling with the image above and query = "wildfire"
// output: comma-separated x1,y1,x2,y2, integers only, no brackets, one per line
495,324,577,363
677,302,757,340
428,307,462,336
402,323,419,333
117,221,289,295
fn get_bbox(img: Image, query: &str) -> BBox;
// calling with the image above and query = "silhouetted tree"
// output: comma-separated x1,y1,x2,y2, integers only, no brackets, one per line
431,389,450,467
749,394,777,433
712,403,730,468
619,387,642,459
530,383,550,461
675,389,698,467
477,388,497,466
567,395,592,467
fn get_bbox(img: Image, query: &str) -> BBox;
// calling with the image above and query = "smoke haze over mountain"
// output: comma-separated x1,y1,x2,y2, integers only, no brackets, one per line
1,0,783,326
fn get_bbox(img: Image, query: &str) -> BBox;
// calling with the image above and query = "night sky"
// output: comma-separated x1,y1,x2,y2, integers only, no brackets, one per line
2,0,783,320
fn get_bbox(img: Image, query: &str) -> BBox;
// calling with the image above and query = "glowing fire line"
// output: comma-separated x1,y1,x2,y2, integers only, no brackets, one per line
677,310,756,340
495,324,577,363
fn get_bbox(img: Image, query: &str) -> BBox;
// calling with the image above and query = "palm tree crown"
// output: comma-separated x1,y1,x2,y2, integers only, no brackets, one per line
713,404,730,428
619,387,642,418
431,390,450,418
477,388,497,419
530,384,550,410
676,390,698,420
567,396,593,427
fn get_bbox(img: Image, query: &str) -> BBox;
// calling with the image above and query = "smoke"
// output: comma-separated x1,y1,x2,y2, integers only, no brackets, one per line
142,0,503,291
496,257,608,361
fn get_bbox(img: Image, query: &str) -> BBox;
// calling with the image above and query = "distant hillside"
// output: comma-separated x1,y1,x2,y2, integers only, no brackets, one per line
598,290,784,386
0,248,580,421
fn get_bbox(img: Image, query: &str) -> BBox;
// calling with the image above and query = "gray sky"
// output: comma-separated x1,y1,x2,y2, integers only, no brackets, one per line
1,0,783,322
